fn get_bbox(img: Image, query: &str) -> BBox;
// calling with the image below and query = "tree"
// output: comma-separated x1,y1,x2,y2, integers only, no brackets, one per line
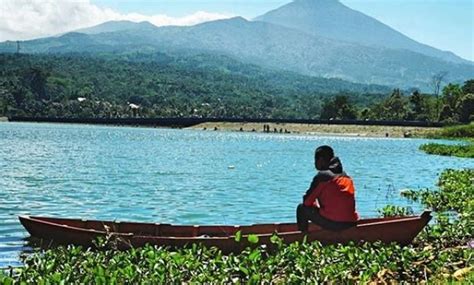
384,89,408,120
408,90,428,120
25,67,50,101
320,95,357,120
360,108,370,119
462,79,474,94
456,93,474,123
442,83,463,110
431,71,448,120
439,104,454,122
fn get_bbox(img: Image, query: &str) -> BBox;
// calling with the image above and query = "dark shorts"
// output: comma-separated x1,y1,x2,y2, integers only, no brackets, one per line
296,204,356,231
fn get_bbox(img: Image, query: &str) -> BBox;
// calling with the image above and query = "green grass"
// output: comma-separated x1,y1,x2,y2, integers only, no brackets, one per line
2,169,473,284
427,123,474,139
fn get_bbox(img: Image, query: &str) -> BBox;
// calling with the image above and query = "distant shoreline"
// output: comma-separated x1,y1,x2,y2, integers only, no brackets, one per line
6,117,442,138
7,116,444,127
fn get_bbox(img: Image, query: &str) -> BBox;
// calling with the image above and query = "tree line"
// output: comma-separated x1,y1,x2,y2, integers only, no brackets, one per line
320,81,473,123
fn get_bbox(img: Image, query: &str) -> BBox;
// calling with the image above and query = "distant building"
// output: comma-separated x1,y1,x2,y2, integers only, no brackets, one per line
128,103,140,117
128,103,140,109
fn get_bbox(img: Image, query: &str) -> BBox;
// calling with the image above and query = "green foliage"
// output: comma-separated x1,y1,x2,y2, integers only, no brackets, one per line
2,53,471,123
427,123,474,139
378,205,414,217
0,53,389,119
408,90,430,121
365,89,439,121
4,169,473,283
438,80,474,123
462,79,474,94
442,83,463,111
234,230,242,242
0,271,14,285
420,143,474,158
457,93,474,123
4,239,471,284
401,169,473,214
383,89,409,120
320,95,358,120
247,234,259,244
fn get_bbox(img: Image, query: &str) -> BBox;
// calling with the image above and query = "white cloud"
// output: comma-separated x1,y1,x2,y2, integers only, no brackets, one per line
0,0,232,42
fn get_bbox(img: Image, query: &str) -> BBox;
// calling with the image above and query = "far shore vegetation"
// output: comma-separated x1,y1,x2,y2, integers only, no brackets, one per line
1,53,473,124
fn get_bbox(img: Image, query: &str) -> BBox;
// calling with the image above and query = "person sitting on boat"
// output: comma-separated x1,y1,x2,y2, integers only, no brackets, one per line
297,145,359,232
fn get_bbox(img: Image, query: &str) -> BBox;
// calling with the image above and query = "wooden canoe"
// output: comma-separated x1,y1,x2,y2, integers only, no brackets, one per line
19,211,431,253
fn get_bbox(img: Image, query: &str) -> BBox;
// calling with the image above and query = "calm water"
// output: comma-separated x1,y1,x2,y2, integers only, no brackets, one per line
1,122,472,267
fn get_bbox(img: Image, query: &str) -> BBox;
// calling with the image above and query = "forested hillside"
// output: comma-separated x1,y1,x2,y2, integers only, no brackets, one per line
0,52,390,119
1,52,472,122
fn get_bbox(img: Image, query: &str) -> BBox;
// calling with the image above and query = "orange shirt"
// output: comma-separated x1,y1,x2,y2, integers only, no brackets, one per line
304,174,359,223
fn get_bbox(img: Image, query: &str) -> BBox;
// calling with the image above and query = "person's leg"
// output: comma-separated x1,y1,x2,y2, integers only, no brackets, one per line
297,203,310,231
310,212,356,231
297,204,356,231
297,204,320,231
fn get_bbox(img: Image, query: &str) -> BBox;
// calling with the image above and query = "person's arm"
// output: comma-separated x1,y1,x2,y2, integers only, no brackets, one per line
303,175,322,207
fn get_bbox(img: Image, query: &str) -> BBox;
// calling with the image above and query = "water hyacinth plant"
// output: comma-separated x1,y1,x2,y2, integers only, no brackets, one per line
420,143,474,158
1,169,473,283
421,123,474,158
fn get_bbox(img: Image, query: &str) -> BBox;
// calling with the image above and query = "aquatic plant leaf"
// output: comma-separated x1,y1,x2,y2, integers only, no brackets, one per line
247,234,259,244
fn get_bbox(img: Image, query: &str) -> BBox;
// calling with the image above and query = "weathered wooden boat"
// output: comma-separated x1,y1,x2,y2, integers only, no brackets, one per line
19,211,431,253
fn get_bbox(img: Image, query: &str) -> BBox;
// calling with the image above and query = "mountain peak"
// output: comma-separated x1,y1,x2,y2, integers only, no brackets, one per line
75,20,156,35
225,16,248,23
293,0,341,5
291,0,344,9
255,0,466,63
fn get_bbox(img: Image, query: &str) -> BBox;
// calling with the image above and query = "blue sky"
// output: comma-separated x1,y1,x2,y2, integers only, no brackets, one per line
91,0,474,61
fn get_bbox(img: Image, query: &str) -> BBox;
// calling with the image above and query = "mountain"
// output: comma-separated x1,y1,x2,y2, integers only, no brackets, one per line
1,13,473,90
74,20,157,35
255,0,468,64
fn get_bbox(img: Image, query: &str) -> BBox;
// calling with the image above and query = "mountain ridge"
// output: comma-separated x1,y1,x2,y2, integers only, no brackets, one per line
0,3,472,91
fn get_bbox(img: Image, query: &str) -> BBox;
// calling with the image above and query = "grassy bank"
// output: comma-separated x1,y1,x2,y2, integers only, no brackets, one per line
1,169,473,283
420,123,474,158
426,123,474,139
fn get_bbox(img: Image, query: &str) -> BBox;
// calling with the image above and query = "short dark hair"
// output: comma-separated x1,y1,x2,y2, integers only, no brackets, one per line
315,145,334,162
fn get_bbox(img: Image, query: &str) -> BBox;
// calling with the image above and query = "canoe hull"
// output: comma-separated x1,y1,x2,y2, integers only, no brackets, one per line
19,212,431,253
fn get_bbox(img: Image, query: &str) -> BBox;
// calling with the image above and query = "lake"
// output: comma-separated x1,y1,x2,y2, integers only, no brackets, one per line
1,122,472,267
